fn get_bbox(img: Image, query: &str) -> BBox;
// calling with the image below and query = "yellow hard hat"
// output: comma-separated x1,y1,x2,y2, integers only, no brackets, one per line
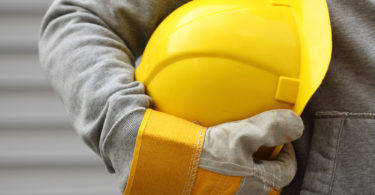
136,0,332,127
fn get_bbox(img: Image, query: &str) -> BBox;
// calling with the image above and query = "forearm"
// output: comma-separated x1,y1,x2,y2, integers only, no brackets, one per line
39,0,189,190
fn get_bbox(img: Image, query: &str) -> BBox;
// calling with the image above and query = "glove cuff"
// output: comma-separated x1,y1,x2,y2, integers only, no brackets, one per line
124,109,207,194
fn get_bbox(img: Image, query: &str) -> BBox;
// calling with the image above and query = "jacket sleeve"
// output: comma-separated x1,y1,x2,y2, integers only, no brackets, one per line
39,0,190,191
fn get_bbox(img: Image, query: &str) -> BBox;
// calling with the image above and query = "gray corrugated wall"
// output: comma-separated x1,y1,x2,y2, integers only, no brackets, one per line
0,1,118,194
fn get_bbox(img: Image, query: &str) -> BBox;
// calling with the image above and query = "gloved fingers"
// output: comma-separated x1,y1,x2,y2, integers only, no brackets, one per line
246,109,304,147
205,109,303,154
251,143,297,189
236,176,273,195
199,126,256,176
201,144,297,195
199,109,302,177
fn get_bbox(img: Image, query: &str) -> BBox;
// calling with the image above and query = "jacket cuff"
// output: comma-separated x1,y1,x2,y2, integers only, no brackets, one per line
100,108,147,191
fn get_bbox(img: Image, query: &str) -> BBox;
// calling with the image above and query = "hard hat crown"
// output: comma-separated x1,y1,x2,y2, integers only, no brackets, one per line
136,0,332,126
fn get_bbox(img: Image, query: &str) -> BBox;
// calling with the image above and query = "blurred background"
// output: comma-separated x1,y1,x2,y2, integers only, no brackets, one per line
0,0,118,194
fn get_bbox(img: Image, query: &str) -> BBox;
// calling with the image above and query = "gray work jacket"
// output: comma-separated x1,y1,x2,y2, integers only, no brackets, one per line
39,0,375,194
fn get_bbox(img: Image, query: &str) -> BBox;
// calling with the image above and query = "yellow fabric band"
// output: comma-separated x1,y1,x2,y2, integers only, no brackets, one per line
192,168,281,195
124,109,207,195
192,168,242,194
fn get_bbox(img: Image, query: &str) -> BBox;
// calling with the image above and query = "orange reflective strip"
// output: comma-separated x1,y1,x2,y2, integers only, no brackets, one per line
124,109,207,195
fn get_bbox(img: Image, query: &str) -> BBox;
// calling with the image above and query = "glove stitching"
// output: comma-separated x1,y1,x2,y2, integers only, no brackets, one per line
236,176,247,194
199,158,251,170
217,176,229,195
252,165,283,187
183,127,206,195
210,175,224,195
199,164,283,186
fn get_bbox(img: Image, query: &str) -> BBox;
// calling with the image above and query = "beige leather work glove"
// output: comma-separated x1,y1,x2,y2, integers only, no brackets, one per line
199,109,304,195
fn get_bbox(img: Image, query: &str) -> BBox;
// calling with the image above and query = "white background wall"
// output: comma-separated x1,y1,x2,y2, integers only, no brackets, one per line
0,1,118,194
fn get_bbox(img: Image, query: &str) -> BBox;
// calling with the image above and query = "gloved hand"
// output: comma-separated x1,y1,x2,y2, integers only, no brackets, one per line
198,109,304,194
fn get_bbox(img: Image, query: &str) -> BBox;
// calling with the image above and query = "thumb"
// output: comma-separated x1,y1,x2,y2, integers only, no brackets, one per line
251,143,297,189
247,109,304,147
